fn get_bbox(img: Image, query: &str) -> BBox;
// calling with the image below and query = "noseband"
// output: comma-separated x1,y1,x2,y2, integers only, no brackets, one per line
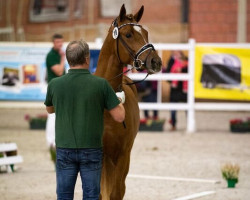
112,18,155,71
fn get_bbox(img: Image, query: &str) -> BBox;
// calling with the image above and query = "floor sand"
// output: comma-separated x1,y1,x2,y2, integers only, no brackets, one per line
0,108,249,200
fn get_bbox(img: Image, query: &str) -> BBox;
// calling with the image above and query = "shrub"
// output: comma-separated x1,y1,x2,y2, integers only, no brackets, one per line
221,163,240,181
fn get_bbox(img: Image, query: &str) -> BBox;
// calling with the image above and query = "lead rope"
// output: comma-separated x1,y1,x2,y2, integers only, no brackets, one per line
108,66,149,130
108,65,150,90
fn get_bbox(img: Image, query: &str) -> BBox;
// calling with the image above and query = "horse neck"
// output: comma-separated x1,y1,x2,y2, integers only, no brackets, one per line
95,39,123,91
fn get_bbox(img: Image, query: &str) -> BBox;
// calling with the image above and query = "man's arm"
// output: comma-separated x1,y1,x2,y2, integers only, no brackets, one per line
103,81,125,122
109,103,125,123
51,50,65,76
44,81,54,113
46,106,55,114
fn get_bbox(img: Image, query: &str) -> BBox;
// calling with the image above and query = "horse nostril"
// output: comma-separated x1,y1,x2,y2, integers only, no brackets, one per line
151,58,156,65
151,58,162,71
147,57,162,73
151,58,157,69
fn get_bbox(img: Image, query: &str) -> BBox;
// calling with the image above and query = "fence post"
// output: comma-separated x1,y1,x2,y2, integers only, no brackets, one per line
187,39,196,133
157,50,163,103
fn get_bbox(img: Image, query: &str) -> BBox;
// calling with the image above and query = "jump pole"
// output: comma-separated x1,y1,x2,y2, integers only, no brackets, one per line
172,191,216,200
127,174,220,184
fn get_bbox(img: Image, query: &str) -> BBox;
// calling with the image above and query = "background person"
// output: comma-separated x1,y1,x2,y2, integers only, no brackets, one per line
165,51,188,130
44,40,125,200
45,33,65,151
133,66,159,120
136,81,158,120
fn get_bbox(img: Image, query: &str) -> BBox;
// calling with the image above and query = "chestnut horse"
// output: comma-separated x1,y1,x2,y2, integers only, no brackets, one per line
95,5,162,200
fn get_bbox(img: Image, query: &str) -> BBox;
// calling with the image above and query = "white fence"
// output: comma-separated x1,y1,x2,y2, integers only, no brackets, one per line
128,39,250,133
128,39,196,133
0,39,250,133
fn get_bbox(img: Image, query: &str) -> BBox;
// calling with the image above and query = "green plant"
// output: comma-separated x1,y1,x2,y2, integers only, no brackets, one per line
221,163,240,181
25,114,47,129
25,114,47,122
49,146,56,164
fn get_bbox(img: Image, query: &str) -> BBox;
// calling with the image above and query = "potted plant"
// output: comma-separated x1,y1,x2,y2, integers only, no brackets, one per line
139,118,165,132
221,163,240,188
25,114,47,130
230,118,250,133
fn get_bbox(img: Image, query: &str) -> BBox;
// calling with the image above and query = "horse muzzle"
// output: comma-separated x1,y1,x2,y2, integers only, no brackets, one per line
134,43,162,74
146,55,162,74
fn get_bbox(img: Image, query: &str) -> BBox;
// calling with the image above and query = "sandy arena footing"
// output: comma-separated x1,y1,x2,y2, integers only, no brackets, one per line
0,108,249,200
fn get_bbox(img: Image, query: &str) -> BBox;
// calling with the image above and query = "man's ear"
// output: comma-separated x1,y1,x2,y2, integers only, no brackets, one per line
86,56,90,65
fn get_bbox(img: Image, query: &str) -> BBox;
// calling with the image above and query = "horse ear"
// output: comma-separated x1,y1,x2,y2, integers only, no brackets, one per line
119,4,126,22
134,5,144,22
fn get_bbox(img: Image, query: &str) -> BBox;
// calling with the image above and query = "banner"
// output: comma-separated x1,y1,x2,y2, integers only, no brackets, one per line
195,46,250,101
0,43,100,101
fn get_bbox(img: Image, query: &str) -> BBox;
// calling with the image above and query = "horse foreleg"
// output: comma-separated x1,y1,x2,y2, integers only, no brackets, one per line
100,155,115,200
110,152,131,200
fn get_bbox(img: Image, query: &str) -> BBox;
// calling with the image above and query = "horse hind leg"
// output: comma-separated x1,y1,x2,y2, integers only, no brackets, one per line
100,155,116,200
110,153,131,200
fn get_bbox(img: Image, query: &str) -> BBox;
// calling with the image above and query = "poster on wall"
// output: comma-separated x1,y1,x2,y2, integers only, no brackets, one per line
195,46,250,101
0,43,100,101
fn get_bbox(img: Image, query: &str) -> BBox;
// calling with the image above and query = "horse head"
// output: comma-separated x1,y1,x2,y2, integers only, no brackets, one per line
109,4,162,74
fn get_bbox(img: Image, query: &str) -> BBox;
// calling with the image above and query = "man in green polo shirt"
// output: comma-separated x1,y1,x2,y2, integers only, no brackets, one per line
44,39,125,200
46,33,65,83
45,33,65,151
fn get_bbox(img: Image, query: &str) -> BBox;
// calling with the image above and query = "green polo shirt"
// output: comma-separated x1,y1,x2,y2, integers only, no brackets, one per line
46,48,65,83
44,69,120,148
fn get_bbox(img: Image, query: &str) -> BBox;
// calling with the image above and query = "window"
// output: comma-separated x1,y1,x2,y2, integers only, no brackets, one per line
74,0,83,19
29,0,69,22
100,0,131,17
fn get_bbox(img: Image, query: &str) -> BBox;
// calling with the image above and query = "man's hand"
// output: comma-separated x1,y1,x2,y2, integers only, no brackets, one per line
46,106,55,114
59,49,65,58
51,49,65,76
116,91,125,104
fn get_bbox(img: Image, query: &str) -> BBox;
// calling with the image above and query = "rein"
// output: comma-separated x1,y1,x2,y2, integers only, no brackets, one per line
108,66,149,86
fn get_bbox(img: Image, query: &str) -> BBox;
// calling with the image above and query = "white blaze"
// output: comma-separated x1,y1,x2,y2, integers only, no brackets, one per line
133,26,147,43
133,26,142,34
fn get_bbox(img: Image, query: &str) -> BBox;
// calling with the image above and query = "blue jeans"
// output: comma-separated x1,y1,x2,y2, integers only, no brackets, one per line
56,147,103,200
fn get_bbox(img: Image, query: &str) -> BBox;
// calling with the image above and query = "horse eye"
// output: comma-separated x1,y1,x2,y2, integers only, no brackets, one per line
126,33,132,38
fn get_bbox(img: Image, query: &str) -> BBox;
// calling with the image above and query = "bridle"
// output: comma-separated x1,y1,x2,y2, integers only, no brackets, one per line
111,18,156,129
109,18,156,85
112,18,155,71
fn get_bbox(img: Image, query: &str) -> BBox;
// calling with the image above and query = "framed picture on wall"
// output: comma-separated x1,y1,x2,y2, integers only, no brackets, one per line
22,64,40,84
1,67,19,86
29,0,69,22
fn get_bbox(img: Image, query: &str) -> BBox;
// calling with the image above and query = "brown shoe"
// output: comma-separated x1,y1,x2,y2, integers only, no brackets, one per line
170,126,176,131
